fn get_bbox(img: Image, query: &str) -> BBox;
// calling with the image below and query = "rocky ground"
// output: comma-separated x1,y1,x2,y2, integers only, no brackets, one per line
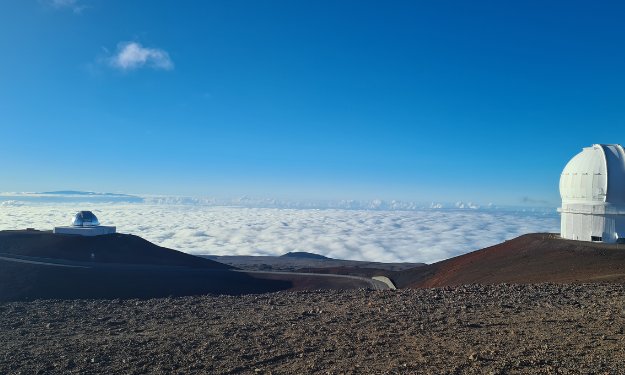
3,284,625,374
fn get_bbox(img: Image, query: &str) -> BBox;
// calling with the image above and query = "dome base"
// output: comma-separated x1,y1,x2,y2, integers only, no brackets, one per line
560,211,625,243
53,226,116,236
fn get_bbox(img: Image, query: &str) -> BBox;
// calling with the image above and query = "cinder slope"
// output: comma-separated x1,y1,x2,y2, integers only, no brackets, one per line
0,230,379,301
395,233,625,288
0,230,230,269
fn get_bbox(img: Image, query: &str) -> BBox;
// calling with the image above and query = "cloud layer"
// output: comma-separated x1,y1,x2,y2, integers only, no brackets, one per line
108,42,173,71
0,203,559,263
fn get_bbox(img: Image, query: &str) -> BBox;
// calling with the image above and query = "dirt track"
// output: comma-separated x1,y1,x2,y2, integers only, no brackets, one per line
3,283,625,374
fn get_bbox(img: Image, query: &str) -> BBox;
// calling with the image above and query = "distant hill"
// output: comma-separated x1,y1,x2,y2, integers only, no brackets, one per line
281,251,330,260
39,190,139,198
0,230,230,269
203,254,424,275
392,233,625,288
0,191,143,203
0,230,386,301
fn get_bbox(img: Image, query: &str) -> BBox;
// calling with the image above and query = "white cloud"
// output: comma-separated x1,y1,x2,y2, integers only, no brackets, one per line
108,42,174,71
0,203,560,264
0,201,24,207
47,0,86,14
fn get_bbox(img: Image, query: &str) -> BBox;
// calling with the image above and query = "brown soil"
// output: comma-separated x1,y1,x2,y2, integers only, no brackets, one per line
394,233,625,288
3,283,625,374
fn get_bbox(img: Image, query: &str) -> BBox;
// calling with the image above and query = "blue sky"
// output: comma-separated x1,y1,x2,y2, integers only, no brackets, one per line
2,1,625,205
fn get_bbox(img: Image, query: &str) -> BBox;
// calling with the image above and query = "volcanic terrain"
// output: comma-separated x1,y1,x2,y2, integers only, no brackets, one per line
3,284,625,374
205,251,422,273
391,233,625,288
0,230,385,301
6,232,625,373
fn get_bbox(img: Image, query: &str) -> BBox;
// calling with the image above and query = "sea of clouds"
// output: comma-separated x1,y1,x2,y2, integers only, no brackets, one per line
0,199,559,263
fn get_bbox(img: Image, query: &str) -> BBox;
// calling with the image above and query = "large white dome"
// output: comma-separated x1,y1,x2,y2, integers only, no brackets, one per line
560,144,625,243
560,144,625,205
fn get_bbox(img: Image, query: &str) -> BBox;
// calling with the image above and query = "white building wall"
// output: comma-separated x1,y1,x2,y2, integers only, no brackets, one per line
560,212,625,243
53,226,116,236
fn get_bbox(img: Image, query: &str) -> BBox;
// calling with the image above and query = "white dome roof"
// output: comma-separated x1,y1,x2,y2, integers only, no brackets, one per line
560,144,625,205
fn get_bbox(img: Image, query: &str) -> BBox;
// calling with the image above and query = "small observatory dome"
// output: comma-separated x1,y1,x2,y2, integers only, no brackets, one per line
559,144,625,243
71,211,100,227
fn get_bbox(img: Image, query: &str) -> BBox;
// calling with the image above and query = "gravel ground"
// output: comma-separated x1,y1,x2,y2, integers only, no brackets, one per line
2,284,625,374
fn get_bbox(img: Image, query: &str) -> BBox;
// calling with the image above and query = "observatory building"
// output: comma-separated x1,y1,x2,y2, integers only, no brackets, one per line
53,211,116,236
559,144,625,243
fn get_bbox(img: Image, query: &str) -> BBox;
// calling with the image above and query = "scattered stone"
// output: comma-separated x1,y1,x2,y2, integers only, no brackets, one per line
2,284,625,373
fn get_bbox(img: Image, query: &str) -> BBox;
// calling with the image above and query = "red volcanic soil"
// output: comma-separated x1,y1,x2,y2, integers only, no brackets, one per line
394,233,625,288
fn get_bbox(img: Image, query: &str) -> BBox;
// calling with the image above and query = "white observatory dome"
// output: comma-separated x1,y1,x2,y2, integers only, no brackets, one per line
560,144,625,205
71,211,100,227
559,144,625,243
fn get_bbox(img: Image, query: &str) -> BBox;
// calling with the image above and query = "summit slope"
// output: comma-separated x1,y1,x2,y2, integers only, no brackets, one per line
394,233,625,288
